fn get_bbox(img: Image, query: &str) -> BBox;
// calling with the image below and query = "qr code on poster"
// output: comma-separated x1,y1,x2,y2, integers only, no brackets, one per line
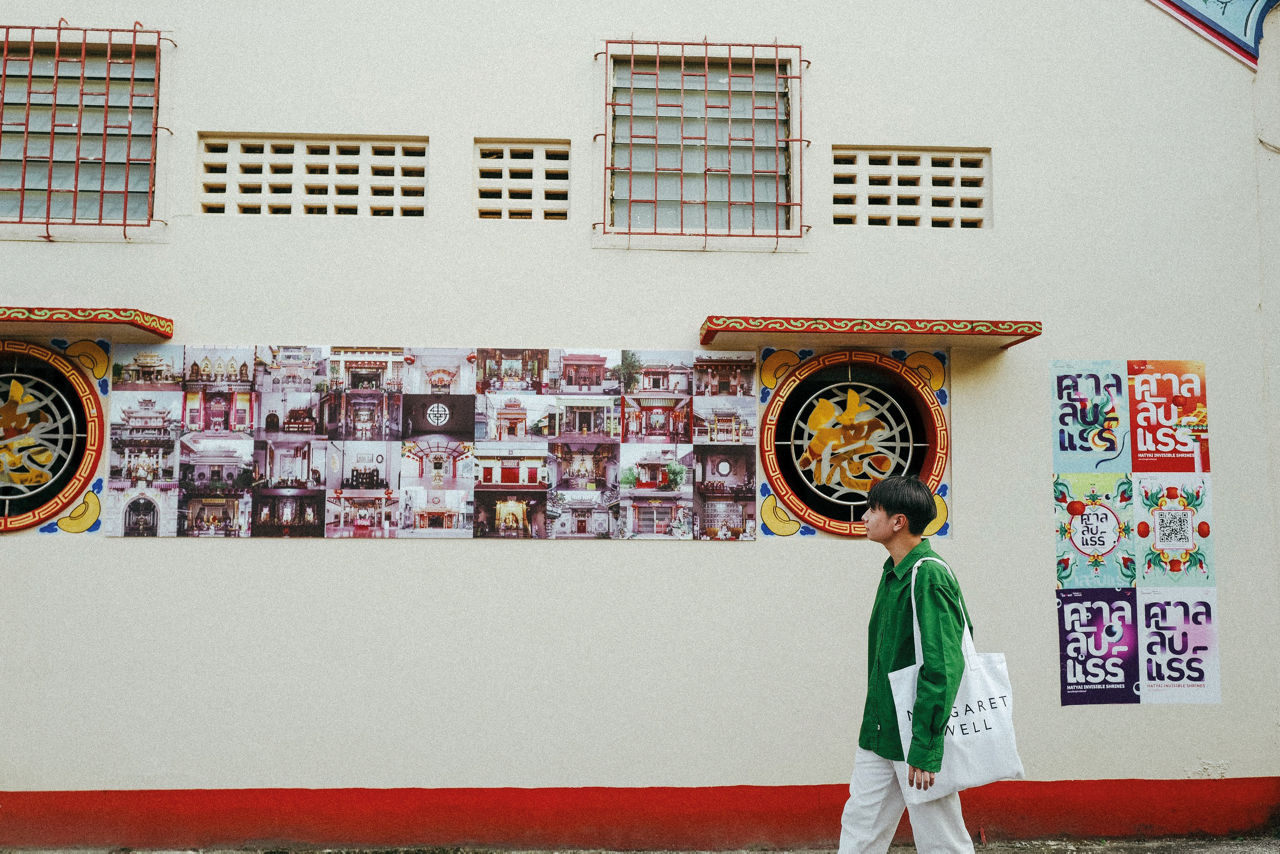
1154,509,1193,550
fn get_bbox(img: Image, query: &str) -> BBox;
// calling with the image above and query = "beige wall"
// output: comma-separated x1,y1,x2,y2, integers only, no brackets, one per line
2,0,1276,789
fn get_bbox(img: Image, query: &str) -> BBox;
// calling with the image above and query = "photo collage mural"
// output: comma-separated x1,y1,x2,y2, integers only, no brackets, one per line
1052,360,1219,705
103,344,760,540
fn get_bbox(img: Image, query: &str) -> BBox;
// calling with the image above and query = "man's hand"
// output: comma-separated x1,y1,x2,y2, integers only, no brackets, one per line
907,764,935,791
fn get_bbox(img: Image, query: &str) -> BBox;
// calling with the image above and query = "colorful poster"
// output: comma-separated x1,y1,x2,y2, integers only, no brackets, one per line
1138,587,1220,704
1127,360,1209,473
1051,360,1129,473
1134,473,1213,586
1051,357,1218,705
1057,588,1140,706
1053,472,1135,588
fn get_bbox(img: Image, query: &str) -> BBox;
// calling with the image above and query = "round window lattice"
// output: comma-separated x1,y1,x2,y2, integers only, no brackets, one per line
760,350,948,537
0,341,104,532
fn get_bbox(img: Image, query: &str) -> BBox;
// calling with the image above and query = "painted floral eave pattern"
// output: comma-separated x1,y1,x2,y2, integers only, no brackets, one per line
0,307,174,343
699,315,1041,350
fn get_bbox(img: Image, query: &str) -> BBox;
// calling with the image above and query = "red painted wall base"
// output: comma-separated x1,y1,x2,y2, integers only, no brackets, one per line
0,779,1276,849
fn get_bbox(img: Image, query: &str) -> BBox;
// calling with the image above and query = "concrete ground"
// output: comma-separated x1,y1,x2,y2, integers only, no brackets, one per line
478,845,1280,853
7,846,1280,853
895,841,1280,852
521,845,1278,854
390,844,1280,854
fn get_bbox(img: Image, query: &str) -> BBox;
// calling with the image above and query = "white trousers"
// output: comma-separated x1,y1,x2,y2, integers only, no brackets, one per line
836,748,975,854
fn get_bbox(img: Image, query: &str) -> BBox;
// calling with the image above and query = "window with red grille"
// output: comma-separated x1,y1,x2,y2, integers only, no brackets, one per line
602,41,803,239
0,24,161,233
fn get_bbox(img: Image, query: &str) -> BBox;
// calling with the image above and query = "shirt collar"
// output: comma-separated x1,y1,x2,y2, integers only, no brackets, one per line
884,538,932,579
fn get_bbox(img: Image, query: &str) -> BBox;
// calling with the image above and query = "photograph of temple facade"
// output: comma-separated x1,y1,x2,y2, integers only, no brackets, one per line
476,348,548,394
104,391,182,537
693,445,756,541
182,347,256,434
476,393,554,441
550,349,619,395
473,441,549,538
548,442,619,492
111,344,183,390
402,348,476,395
320,347,405,440
473,442,549,490
251,437,326,538
694,352,755,397
692,397,757,444
400,435,474,538
617,444,694,539
622,393,691,444
548,395,621,441
399,487,473,538
546,489,619,539
325,440,400,538
177,435,253,537
255,346,326,438
626,351,692,393
621,350,693,444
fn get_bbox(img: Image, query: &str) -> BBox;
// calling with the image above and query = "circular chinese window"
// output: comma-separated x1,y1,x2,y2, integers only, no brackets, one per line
760,350,948,537
0,341,104,532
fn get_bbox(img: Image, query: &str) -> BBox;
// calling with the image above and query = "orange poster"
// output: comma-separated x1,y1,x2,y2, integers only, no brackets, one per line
1126,360,1208,473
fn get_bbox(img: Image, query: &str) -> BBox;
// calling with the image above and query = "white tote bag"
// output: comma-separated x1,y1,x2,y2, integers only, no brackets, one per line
888,556,1025,804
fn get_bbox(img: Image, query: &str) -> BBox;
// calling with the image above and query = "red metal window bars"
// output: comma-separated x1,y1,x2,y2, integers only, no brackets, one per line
0,22,163,237
601,40,804,239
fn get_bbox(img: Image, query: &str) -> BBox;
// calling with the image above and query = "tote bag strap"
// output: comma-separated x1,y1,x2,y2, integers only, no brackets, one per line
908,556,978,666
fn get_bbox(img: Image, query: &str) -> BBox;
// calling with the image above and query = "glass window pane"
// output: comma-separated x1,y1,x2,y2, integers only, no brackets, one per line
654,200,683,228
0,190,21,218
609,48,795,235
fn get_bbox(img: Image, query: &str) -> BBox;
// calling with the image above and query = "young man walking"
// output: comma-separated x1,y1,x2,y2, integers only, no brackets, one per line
837,476,975,854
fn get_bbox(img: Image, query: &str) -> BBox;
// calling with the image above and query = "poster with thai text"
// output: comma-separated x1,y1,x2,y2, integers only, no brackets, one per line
1057,588,1140,706
1051,358,1218,706
1127,360,1209,473
1053,472,1135,588
1052,360,1129,473
1138,587,1220,704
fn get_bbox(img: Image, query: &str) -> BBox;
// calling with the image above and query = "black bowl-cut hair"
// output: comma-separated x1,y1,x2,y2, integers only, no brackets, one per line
866,476,936,536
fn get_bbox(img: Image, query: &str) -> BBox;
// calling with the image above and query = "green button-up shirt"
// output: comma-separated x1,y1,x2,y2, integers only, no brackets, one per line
857,539,973,772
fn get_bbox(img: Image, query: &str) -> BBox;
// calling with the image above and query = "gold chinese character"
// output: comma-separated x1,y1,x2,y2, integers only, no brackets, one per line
797,389,891,491
0,379,54,486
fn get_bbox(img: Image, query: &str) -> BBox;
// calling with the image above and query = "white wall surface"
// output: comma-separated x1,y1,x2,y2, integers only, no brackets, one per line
2,0,1277,789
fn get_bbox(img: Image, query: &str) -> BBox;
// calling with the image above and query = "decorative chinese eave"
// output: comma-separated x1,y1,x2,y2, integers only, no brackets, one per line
0,306,173,343
698,316,1041,351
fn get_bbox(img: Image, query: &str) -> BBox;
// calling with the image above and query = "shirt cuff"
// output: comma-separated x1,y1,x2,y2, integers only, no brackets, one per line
907,742,943,773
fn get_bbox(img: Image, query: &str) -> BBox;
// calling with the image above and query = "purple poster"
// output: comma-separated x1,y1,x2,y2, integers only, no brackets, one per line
1139,588,1220,704
1057,588,1140,706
